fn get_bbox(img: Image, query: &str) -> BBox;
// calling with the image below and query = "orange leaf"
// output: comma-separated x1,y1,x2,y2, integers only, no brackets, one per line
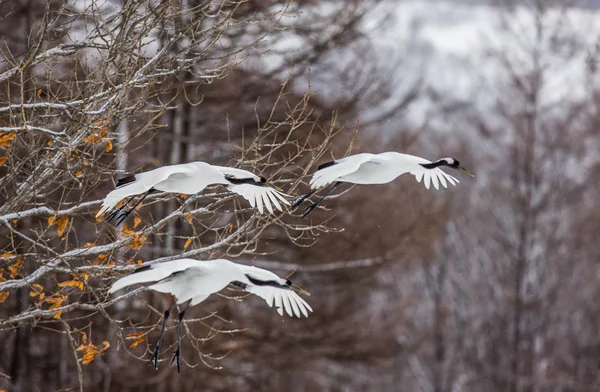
49,216,69,236
105,140,112,152
133,216,141,228
47,140,53,146
186,213,193,224
179,194,188,199
136,259,142,266
83,242,95,248
126,332,145,349
36,89,43,97
0,132,16,147
53,310,62,319
29,283,44,298
0,155,8,167
0,291,9,303
75,170,83,177
8,257,23,279
58,273,89,291
184,238,193,249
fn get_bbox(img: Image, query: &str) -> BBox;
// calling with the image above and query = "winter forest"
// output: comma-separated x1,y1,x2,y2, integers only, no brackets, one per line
1,0,600,391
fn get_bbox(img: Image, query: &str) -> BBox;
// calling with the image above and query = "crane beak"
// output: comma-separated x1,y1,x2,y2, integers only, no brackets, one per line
291,284,310,296
459,166,475,178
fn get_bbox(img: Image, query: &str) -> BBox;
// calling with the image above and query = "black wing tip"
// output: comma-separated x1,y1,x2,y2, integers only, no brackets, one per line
133,264,152,274
317,161,336,171
116,175,136,188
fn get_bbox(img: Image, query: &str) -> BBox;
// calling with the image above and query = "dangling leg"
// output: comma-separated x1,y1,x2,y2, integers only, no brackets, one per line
302,182,342,218
291,188,318,209
170,308,188,373
106,196,135,223
114,189,155,226
150,303,177,371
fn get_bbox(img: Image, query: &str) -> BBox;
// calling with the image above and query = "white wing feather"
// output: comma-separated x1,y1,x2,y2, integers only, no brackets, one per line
309,153,379,189
244,284,312,318
386,153,459,190
228,184,290,214
108,259,206,294
96,164,198,217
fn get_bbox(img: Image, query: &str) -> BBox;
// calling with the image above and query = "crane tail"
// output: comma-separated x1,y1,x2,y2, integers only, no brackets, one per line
96,179,150,218
108,267,171,294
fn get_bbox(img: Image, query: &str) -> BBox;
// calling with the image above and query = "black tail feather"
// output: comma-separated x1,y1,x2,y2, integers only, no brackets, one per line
116,175,136,188
317,161,336,171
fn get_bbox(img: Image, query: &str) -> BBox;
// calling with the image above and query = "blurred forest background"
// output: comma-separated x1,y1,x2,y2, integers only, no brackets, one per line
1,0,599,391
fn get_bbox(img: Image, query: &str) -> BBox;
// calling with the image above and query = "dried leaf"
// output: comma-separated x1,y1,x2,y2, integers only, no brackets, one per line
83,242,95,248
0,155,8,167
184,238,193,249
46,293,67,319
126,332,145,349
0,132,16,147
8,257,23,279
58,273,89,291
0,291,9,303
105,140,112,152
136,259,142,266
133,216,141,228
49,216,69,236
121,225,147,250
47,140,53,146
179,194,188,199
186,213,193,224
36,89,43,97
29,283,44,298
75,170,83,177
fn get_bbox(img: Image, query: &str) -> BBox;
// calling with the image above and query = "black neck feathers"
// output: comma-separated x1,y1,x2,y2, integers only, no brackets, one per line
245,274,288,289
420,160,446,170
225,175,263,186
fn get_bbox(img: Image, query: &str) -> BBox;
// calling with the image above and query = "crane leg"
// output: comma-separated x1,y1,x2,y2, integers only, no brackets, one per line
114,189,154,226
170,308,188,373
150,303,177,371
302,182,341,218
291,189,317,209
106,196,135,223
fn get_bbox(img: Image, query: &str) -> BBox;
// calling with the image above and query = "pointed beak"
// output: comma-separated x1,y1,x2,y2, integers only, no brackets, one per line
291,284,310,296
459,166,475,178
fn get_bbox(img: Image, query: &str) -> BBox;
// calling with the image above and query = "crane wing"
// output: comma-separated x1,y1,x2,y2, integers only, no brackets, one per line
96,164,198,217
400,155,459,190
309,153,382,189
108,259,206,294
228,184,290,214
242,284,313,318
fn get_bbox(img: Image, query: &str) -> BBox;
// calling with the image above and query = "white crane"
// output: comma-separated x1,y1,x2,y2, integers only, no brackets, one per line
108,258,312,372
96,162,290,225
293,152,475,217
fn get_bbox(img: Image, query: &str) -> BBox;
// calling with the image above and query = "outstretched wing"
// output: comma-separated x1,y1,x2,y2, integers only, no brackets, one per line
309,153,381,189
96,164,196,217
242,284,313,318
108,258,205,294
394,154,459,190
228,184,290,214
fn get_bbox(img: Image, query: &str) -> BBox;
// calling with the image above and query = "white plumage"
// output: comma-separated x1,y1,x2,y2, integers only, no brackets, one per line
110,258,312,373
310,152,464,190
109,258,312,318
295,152,474,217
96,162,290,221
